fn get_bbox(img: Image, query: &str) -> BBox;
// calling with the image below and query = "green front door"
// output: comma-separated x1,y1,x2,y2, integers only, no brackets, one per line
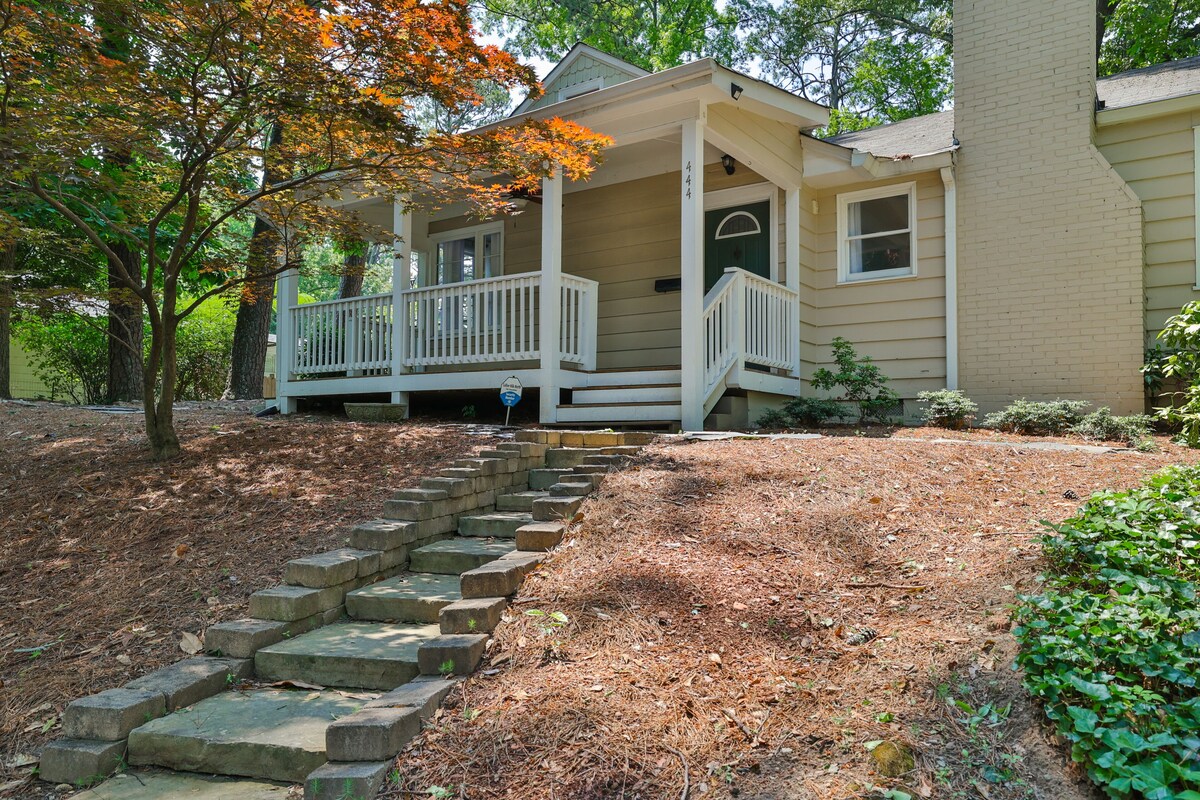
704,201,771,292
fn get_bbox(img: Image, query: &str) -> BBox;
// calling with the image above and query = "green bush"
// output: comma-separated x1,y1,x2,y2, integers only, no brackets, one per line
916,389,977,429
755,397,843,429
1072,407,1153,448
175,296,237,400
1152,302,1200,446
1014,465,1200,799
982,399,1089,436
14,312,108,404
755,408,790,429
812,337,898,424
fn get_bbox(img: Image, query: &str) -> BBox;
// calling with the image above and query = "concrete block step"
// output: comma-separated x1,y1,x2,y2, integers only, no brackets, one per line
496,490,548,512
544,448,594,469
127,687,367,782
346,573,461,624
457,512,533,538
408,538,516,575
530,468,576,489
73,771,288,799
254,621,439,690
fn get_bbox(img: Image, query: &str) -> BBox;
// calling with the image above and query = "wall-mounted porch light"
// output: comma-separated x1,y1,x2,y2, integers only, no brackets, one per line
730,82,743,101
721,154,736,175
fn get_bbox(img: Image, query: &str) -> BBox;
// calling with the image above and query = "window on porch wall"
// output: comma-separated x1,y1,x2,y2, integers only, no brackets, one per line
433,229,503,335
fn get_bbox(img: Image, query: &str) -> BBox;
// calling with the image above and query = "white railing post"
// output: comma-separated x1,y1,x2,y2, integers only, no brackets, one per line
391,198,412,408
540,167,564,424
274,262,299,414
785,186,802,382
584,281,598,371
346,305,362,377
733,269,747,377
680,114,706,431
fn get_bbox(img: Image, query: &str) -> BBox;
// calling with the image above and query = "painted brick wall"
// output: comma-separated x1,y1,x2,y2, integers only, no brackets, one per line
954,0,1146,414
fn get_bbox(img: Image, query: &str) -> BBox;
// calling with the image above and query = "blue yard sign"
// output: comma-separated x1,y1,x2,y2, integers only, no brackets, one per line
499,376,522,425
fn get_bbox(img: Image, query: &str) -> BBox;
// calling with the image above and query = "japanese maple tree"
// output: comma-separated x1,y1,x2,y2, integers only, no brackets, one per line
0,0,608,457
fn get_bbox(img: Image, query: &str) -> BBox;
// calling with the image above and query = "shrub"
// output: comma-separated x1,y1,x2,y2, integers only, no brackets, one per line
175,296,237,400
1014,465,1200,799
755,408,790,429
1071,407,1153,448
14,312,107,403
916,389,977,429
812,337,899,424
1153,302,1200,446
755,397,842,429
982,399,1089,436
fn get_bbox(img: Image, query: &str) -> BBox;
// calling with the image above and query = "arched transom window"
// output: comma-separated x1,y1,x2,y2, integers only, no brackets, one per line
714,211,762,239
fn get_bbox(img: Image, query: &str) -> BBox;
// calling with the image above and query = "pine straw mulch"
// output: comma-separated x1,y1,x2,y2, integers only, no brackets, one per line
0,401,494,795
390,433,1199,800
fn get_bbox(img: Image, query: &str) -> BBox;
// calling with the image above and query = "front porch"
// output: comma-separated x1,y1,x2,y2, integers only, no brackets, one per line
274,59,827,428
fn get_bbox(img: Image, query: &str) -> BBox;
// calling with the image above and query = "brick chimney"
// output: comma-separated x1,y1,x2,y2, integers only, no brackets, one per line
952,0,1145,413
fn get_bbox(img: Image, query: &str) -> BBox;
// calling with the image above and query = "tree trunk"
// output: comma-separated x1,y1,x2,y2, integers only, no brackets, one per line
106,244,144,402
228,123,286,400
338,247,366,298
0,244,13,400
143,303,180,460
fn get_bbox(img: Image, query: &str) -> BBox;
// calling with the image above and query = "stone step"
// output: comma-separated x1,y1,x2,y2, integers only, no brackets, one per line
529,468,576,490
457,512,533,538
408,537,516,575
75,771,288,799
347,573,461,624
545,448,594,469
254,621,439,690
127,687,367,783
496,490,548,512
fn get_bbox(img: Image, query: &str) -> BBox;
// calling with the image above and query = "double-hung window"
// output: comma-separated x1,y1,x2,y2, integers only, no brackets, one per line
836,183,917,283
429,223,504,334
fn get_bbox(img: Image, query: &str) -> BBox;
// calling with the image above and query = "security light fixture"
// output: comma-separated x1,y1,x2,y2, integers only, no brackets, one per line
730,82,744,100
721,154,736,175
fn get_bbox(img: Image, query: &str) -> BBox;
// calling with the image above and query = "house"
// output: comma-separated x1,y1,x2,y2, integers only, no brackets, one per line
273,0,1200,428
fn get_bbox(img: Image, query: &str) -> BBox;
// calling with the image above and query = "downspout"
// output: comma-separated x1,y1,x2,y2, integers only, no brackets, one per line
940,165,959,390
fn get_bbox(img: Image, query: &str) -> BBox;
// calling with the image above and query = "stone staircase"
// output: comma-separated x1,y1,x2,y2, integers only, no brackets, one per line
43,430,651,800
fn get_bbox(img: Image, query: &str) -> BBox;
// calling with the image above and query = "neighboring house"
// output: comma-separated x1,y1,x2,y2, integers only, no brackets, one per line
8,338,57,399
274,0,1197,428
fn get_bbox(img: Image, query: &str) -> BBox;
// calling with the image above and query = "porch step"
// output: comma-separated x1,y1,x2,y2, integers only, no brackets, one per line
457,512,533,539
571,383,682,404
408,538,516,575
127,687,366,782
346,573,461,624
496,490,548,511
581,366,682,387
254,621,438,690
556,401,683,424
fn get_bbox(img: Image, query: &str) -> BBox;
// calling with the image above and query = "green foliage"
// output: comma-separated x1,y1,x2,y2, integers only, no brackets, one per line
756,396,843,428
14,312,107,404
481,0,740,72
982,399,1089,436
916,389,977,429
1152,301,1200,447
811,337,898,423
1014,465,1200,799
174,297,237,401
1099,0,1200,76
1072,408,1154,448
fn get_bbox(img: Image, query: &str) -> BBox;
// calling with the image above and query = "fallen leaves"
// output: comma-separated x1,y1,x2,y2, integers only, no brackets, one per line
178,632,203,655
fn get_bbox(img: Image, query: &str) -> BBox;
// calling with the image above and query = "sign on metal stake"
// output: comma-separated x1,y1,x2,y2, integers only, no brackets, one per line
499,376,523,427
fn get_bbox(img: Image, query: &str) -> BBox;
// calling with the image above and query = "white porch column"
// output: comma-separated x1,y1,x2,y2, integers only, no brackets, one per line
274,264,299,414
679,115,706,431
784,186,802,382
391,198,412,408
540,167,564,423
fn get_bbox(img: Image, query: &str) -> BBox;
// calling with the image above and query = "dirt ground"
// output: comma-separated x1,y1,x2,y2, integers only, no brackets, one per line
391,433,1199,800
0,400,494,794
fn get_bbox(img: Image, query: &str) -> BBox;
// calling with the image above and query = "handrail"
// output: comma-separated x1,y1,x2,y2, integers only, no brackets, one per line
561,274,599,369
291,293,395,376
402,273,541,367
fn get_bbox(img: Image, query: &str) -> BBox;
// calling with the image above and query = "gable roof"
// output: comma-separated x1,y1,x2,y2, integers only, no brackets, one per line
827,56,1200,158
514,43,650,114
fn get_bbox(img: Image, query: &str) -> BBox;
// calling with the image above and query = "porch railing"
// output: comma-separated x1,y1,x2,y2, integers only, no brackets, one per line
403,273,540,367
291,292,394,376
702,268,800,411
285,271,600,376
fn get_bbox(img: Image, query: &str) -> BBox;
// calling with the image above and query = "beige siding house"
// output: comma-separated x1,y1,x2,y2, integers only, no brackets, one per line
273,0,1200,427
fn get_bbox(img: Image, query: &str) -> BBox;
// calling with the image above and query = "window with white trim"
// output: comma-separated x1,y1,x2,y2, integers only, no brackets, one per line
432,223,503,285
715,211,762,239
837,183,917,283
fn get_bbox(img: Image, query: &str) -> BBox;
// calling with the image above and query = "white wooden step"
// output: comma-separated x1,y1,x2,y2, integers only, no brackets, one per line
556,402,682,424
572,384,682,404
579,368,682,387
